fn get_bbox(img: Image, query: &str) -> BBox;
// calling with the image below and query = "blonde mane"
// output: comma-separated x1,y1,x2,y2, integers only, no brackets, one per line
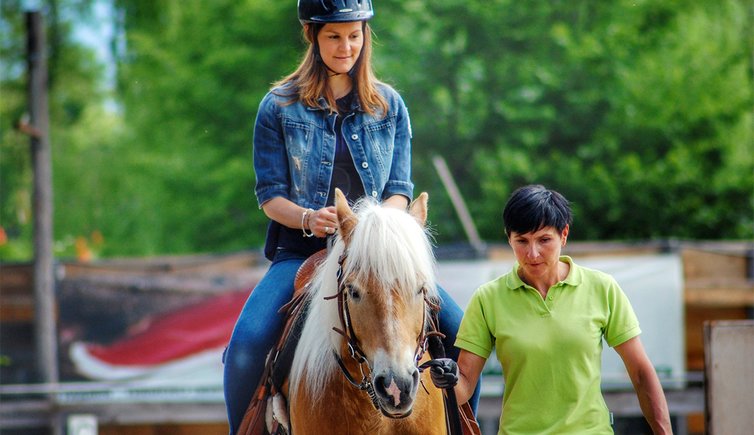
289,198,438,397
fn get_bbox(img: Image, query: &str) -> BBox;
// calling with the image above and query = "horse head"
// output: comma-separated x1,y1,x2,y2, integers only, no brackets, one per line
333,188,436,418
290,188,440,424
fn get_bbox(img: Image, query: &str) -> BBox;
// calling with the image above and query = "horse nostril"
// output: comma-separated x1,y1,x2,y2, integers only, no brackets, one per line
374,374,388,395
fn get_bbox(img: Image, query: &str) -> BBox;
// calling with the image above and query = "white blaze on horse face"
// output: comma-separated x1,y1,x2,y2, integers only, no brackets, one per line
385,378,402,406
365,285,421,375
364,280,425,412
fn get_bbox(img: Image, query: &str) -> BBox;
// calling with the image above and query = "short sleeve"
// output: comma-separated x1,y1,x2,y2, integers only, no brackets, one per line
603,277,641,348
455,287,495,359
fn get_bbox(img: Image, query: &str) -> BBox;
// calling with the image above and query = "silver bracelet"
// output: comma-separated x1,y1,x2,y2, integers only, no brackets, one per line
301,208,315,238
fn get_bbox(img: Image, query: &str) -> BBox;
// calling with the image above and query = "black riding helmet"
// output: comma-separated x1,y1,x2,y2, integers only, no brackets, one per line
298,0,374,23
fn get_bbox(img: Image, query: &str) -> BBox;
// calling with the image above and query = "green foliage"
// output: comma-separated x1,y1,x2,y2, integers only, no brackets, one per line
1,0,111,261
377,0,753,242
1,2,31,257
107,0,302,255
1,0,751,261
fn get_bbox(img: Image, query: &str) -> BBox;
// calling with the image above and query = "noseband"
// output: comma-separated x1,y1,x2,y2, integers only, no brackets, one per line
324,252,443,417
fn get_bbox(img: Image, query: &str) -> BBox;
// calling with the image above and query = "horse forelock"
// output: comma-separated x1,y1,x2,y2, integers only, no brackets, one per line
289,200,439,400
344,201,437,299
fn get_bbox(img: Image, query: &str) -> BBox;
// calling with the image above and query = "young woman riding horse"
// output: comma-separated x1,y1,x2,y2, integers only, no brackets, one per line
222,1,479,433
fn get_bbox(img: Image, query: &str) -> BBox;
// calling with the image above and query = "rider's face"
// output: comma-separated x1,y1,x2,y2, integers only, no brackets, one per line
316,21,364,75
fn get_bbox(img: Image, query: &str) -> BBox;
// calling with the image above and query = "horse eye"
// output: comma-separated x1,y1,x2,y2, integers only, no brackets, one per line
346,284,361,301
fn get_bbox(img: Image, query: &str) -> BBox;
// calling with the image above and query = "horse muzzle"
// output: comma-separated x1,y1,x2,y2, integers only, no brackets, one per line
372,368,420,418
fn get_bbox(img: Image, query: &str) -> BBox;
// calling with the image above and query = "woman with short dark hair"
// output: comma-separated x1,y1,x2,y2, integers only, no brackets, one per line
430,185,672,434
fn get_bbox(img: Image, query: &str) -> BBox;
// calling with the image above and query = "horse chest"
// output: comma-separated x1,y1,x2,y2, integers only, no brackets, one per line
289,376,446,435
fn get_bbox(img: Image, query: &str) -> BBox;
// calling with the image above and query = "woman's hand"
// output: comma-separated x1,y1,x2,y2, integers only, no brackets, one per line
262,198,339,238
307,206,338,237
424,358,459,389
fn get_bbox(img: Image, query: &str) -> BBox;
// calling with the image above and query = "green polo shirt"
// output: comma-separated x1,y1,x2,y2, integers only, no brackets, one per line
455,256,640,435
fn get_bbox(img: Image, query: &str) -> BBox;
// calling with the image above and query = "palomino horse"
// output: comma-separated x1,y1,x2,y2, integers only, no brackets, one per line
287,188,447,434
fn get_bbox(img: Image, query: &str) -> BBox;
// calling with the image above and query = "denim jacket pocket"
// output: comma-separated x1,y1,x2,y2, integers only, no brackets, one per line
364,116,396,155
282,118,313,159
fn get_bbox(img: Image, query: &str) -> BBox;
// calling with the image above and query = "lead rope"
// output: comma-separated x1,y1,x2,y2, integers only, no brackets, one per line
417,296,464,435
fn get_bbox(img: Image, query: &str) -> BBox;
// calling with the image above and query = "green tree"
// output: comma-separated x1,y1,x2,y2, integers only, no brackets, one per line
108,0,301,255
2,0,751,261
377,0,753,242
1,0,111,260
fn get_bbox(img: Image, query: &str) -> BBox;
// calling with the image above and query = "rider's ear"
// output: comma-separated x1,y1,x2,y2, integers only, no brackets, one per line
335,188,357,243
408,192,428,227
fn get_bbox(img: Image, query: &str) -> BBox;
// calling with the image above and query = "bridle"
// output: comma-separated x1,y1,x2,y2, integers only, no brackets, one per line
324,252,443,417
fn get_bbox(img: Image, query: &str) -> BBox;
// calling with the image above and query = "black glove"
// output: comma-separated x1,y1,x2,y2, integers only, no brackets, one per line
427,358,458,389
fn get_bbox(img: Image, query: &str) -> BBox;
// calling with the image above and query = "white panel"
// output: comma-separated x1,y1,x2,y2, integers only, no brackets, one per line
67,414,98,435
581,255,685,390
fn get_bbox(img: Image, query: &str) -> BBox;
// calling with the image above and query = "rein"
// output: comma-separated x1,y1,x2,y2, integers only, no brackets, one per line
324,252,442,417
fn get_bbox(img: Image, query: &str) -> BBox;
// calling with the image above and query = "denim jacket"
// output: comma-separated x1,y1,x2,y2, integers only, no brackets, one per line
253,83,414,210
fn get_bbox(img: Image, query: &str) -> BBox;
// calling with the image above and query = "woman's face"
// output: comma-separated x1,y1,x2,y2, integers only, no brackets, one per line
316,21,364,75
508,225,569,278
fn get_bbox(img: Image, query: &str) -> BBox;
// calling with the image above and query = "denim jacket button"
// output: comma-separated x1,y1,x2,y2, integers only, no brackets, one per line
371,191,378,197
351,134,359,140
361,162,369,169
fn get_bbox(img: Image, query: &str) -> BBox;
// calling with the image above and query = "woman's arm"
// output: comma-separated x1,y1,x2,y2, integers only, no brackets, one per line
614,336,673,434
454,350,487,405
261,197,337,239
262,194,406,237
380,89,414,201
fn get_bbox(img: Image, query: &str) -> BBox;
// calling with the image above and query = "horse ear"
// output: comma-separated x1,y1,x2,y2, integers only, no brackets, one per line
408,192,428,227
335,188,357,243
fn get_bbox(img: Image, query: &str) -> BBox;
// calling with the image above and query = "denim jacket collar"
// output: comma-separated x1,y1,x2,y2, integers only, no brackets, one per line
308,92,363,113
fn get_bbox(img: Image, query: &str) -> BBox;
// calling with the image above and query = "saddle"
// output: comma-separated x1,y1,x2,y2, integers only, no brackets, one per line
235,249,480,435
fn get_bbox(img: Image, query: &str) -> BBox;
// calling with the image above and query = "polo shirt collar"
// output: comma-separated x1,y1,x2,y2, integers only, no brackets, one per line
504,255,582,290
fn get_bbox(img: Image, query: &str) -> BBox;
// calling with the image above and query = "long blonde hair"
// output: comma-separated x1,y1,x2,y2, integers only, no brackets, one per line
273,22,388,117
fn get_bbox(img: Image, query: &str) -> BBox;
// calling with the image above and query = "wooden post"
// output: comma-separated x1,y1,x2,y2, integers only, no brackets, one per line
27,9,59,390
432,155,486,256
703,320,754,435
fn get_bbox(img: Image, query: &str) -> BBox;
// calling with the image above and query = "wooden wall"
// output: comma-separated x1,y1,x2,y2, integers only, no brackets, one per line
682,248,753,434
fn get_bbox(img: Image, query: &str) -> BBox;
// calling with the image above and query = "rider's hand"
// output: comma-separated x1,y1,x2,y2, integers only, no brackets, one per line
309,206,338,237
429,358,458,389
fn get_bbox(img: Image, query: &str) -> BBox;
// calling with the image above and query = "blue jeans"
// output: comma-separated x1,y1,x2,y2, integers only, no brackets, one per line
222,250,481,433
